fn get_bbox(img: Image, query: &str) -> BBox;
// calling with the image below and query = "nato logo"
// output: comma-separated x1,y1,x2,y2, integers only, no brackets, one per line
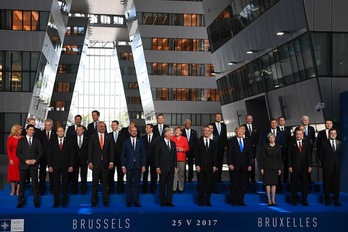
0,220,10,231
0,219,24,232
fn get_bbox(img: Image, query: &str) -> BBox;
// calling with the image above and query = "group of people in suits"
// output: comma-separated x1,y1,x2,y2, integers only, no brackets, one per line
242,115,343,207
9,110,343,208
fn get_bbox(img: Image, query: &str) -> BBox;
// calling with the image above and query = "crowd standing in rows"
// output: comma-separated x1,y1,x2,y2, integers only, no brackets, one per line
7,111,342,208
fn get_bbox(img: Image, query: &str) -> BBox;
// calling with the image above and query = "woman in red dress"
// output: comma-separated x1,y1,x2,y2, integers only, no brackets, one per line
7,124,23,196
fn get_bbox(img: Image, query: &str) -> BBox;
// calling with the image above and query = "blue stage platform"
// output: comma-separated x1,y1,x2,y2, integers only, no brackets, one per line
0,182,347,232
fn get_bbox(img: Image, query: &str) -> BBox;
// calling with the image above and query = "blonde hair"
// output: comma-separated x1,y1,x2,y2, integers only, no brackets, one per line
10,124,22,136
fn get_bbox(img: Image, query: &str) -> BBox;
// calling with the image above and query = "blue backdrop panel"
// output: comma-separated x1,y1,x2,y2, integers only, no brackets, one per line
1,210,348,232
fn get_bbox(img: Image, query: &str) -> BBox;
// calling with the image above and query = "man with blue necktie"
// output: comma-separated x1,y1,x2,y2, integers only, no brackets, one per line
121,126,146,207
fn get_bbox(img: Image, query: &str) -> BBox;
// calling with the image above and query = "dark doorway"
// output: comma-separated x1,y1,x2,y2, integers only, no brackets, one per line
245,96,269,132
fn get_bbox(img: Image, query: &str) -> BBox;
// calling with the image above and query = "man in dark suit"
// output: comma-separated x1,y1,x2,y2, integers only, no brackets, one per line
87,110,100,136
181,119,198,183
301,115,315,183
121,126,146,207
108,120,126,194
39,118,56,194
316,119,334,162
320,129,342,206
207,123,220,193
16,124,43,208
47,127,74,207
153,113,169,137
71,125,89,194
155,127,177,207
142,123,160,194
227,126,253,206
195,126,217,206
66,114,86,138
211,113,227,183
288,128,312,206
88,121,114,207
242,114,259,183
277,116,292,183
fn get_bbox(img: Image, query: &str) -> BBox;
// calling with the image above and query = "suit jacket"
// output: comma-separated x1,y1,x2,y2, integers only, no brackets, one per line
320,139,342,171
263,128,285,146
16,137,43,170
287,139,312,172
71,134,89,163
155,139,177,172
212,122,228,150
304,125,315,145
121,137,146,170
109,130,127,164
181,128,198,158
226,137,253,171
39,129,57,156
66,125,87,138
141,134,160,164
47,137,74,170
153,124,169,137
195,137,217,171
242,123,259,157
88,133,114,169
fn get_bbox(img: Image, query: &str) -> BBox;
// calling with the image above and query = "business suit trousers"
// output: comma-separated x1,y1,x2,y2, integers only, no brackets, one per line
142,160,157,193
159,170,174,204
91,162,109,205
18,167,39,205
323,170,340,203
229,170,248,204
290,171,309,204
173,161,185,191
108,159,124,194
197,169,212,204
72,156,88,194
53,169,68,205
39,155,53,193
216,150,225,182
126,167,141,204
187,151,194,182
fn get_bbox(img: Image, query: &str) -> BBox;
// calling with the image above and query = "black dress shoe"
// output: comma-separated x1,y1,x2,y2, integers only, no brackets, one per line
325,202,331,206
104,202,109,207
52,203,59,208
291,202,297,206
302,202,309,206
126,202,132,207
205,202,212,207
150,190,156,194
134,202,141,207
91,203,97,207
16,204,24,208
167,203,175,207
34,203,40,208
62,203,67,208
160,203,166,207
334,202,342,206
272,203,277,206
198,203,204,207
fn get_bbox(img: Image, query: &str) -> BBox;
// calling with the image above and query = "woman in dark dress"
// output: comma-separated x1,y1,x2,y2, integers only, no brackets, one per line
260,133,282,206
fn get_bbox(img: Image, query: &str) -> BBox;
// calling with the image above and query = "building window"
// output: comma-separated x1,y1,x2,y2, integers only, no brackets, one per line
153,87,219,101
217,33,316,105
150,63,214,76
139,12,204,27
207,0,280,52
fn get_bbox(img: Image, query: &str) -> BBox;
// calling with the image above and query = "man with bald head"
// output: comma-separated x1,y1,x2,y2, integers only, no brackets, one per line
88,121,114,207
